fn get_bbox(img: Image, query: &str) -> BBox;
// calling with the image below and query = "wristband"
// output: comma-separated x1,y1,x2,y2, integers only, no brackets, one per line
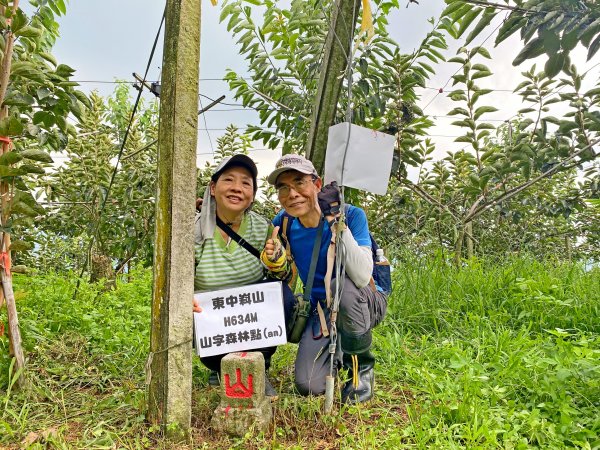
260,248,286,270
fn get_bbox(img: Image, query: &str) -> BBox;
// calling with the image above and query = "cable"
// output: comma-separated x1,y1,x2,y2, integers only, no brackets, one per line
196,148,280,156
422,15,507,112
74,8,165,292
70,79,524,92
449,0,591,17
198,96,214,155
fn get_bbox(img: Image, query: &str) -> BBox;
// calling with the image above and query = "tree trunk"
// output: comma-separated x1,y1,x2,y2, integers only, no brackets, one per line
465,221,474,259
0,0,25,389
304,0,361,173
565,234,572,261
2,270,26,388
454,226,465,267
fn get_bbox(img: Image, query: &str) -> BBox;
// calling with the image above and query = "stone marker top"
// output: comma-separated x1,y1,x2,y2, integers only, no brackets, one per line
220,352,266,408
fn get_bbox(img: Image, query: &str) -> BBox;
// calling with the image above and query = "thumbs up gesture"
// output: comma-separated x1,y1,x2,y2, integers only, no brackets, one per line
264,226,283,262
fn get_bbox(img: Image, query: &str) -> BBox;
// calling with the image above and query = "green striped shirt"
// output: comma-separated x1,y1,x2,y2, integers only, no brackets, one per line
194,211,270,291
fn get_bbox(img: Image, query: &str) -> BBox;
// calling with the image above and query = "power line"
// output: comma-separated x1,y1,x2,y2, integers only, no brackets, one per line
450,0,589,17
196,148,279,156
67,79,534,94
422,15,507,112
198,96,214,155
74,8,166,293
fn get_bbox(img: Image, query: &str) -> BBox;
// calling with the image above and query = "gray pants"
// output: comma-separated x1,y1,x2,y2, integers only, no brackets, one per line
294,276,387,396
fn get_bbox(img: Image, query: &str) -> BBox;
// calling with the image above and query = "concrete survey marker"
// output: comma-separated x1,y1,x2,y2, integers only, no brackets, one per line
211,352,272,436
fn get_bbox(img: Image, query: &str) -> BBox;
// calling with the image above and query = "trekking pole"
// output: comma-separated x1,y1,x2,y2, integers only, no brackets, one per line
324,188,346,413
324,0,358,414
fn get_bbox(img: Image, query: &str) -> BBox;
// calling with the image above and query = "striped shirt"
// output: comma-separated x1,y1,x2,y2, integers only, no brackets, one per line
194,211,270,291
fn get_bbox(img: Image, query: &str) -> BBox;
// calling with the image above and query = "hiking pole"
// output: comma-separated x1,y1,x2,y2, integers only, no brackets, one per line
324,188,346,413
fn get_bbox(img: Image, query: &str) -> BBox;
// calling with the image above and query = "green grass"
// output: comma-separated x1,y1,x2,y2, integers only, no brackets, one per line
0,258,599,449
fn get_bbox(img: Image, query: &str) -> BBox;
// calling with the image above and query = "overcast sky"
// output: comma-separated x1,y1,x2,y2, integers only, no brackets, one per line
45,0,598,181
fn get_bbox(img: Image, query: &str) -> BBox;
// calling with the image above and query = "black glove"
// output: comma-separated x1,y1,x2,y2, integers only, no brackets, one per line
318,181,341,217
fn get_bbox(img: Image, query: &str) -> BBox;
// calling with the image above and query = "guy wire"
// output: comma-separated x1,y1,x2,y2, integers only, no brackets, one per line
73,7,166,299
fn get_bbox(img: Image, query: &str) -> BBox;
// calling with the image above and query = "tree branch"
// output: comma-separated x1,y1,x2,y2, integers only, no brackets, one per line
464,138,600,223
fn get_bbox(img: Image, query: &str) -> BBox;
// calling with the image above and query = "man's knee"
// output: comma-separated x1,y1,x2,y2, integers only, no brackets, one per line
294,376,326,396
334,277,370,336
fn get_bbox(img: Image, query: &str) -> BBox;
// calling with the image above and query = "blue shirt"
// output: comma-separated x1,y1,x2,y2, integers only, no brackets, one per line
273,205,371,305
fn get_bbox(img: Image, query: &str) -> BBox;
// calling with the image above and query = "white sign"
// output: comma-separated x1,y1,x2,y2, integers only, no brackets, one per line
324,122,395,195
193,281,287,357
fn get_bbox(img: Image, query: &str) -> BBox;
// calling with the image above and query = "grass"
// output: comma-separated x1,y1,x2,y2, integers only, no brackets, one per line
0,257,599,449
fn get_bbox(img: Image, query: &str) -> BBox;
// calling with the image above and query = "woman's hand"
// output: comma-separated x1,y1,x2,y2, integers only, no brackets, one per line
193,298,202,313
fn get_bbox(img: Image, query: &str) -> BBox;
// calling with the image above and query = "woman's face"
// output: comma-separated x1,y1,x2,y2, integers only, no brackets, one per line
210,165,255,215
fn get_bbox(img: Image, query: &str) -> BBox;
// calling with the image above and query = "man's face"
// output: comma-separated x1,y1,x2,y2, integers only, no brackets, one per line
275,170,322,218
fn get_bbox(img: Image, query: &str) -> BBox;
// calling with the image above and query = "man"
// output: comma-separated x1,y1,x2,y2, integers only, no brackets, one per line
262,154,387,404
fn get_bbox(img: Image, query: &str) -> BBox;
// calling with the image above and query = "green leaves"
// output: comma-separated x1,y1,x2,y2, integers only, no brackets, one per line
544,52,566,78
0,115,24,135
473,106,498,120
588,34,600,60
513,37,545,66
0,152,22,166
464,9,494,45
20,149,53,163
14,26,42,38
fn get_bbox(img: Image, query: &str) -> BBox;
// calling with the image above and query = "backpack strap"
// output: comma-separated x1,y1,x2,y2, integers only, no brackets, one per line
280,212,298,291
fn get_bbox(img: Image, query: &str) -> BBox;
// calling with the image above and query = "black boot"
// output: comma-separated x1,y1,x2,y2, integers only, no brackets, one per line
341,350,375,404
340,331,375,404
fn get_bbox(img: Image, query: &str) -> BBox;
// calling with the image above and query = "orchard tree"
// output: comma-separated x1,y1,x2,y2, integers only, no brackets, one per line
220,0,446,160
38,86,158,280
441,0,600,78
0,0,90,385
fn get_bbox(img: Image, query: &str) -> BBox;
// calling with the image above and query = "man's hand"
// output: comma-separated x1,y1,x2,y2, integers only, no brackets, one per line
193,298,202,313
318,181,341,218
196,197,203,212
263,226,283,262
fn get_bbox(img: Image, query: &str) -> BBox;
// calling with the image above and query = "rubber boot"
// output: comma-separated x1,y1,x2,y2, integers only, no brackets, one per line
341,350,375,404
340,331,375,404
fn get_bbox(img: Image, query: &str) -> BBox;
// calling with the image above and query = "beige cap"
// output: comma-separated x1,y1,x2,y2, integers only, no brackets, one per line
267,154,318,185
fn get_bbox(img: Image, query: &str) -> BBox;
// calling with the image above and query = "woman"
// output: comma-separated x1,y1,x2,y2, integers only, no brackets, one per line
193,154,290,397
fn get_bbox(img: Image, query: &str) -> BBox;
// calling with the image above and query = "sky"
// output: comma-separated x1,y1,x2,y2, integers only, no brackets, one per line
42,0,599,182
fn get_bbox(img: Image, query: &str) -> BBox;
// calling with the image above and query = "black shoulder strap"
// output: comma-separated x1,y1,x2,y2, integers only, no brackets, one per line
216,216,261,259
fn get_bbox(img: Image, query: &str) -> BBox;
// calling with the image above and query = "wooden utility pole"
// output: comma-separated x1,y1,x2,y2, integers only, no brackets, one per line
147,0,201,441
304,0,361,173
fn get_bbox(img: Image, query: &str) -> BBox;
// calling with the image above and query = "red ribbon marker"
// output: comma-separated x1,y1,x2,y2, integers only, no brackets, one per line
0,252,11,276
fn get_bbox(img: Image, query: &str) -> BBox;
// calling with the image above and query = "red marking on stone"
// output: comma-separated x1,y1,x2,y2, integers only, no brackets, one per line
224,368,254,398
224,405,231,417
241,352,247,357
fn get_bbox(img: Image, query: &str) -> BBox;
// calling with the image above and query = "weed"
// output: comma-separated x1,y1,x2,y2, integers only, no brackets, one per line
0,258,598,448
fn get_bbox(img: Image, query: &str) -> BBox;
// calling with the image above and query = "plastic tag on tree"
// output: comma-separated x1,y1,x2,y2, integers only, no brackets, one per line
324,122,395,195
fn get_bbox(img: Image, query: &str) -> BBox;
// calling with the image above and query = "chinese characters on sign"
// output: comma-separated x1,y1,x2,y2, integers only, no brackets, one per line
193,282,286,357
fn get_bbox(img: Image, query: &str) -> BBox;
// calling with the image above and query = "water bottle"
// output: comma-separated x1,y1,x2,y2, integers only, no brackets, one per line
375,249,389,265
374,249,392,295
